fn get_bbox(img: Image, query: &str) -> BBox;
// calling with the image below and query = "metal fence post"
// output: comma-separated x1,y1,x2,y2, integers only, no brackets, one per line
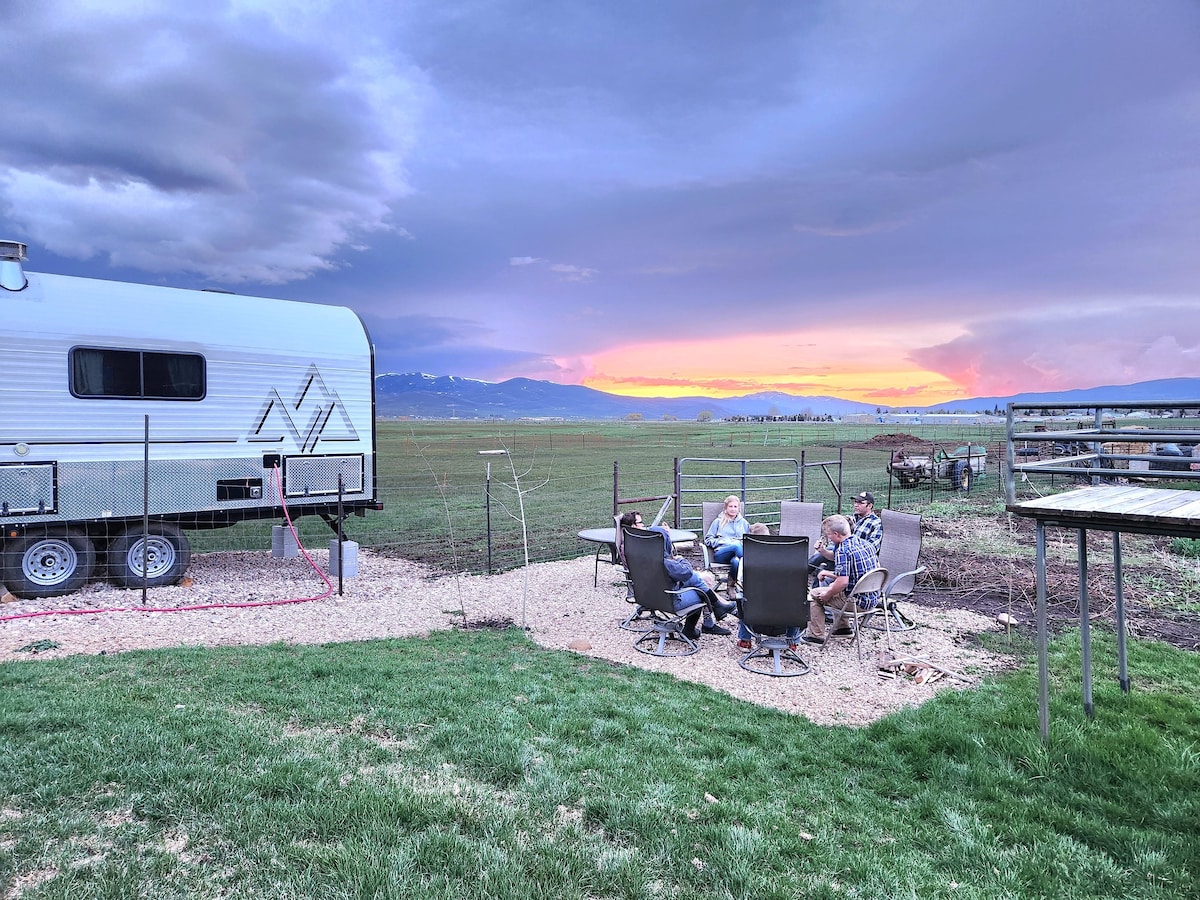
485,462,493,575
142,415,150,602
337,474,345,596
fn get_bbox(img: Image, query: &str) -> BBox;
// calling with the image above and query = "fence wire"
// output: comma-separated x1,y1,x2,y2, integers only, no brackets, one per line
70,421,1188,582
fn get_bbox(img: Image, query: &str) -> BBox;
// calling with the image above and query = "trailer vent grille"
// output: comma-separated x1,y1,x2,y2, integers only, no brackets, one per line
283,455,365,498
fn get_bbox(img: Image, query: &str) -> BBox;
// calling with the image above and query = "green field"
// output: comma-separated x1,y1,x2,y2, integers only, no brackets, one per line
4,419,1198,897
190,420,1019,573
184,418,1200,576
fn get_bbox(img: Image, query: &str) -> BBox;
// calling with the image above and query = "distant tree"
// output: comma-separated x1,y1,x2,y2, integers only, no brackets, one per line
625,412,643,421
661,413,677,421
767,404,780,417
697,410,713,422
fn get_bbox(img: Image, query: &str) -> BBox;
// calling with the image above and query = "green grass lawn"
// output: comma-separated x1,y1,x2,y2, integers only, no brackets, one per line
2,629,1196,899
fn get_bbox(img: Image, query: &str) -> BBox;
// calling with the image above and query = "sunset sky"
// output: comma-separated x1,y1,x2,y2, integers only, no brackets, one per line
3,1,1199,407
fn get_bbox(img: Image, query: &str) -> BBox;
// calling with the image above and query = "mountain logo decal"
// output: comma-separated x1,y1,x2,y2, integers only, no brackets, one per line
248,364,359,451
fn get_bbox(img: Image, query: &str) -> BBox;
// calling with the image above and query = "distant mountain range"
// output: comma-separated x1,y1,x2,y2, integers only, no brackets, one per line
374,373,1200,420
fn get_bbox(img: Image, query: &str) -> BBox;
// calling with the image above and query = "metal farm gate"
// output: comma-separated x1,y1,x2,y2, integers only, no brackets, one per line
674,452,843,532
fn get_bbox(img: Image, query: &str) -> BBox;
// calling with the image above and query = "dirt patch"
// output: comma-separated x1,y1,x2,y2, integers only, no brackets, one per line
920,585,1199,651
847,432,932,450
915,513,1200,652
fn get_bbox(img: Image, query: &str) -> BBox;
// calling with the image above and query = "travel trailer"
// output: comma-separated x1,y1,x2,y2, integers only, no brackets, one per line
0,240,379,598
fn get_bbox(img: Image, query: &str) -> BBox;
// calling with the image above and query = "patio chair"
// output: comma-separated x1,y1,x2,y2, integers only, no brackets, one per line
700,501,733,593
615,515,667,632
820,565,889,661
779,500,824,550
623,526,708,657
866,509,924,633
736,533,811,677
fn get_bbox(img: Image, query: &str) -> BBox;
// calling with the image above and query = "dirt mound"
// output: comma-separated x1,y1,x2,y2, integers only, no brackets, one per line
847,432,933,450
861,432,926,446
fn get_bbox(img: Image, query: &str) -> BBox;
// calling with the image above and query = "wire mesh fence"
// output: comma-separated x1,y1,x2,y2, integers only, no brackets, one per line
22,418,1186,589
181,423,1023,575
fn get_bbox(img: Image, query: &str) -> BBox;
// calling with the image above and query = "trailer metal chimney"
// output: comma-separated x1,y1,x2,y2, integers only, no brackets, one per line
0,240,28,291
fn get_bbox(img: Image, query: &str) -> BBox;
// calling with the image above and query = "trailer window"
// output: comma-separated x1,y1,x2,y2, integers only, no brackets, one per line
70,348,206,400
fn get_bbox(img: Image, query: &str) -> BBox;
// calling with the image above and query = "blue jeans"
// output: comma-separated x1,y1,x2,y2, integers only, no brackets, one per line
808,551,832,586
713,543,743,583
673,571,709,615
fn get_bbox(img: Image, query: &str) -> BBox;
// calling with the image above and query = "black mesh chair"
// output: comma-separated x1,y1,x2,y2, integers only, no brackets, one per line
622,526,708,657
616,515,667,632
737,533,811,677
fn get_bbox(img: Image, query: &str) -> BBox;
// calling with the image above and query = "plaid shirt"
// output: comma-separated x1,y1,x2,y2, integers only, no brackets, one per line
853,512,883,554
835,533,881,609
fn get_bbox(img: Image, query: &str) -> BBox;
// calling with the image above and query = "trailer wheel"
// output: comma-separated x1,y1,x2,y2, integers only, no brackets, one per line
107,523,191,588
952,459,972,492
2,528,96,598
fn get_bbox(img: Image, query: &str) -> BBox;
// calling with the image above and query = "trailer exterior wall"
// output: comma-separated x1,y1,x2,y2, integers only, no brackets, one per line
1,272,376,525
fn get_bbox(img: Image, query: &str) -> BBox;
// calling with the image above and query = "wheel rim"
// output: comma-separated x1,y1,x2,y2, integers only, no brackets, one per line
129,535,177,579
22,538,79,587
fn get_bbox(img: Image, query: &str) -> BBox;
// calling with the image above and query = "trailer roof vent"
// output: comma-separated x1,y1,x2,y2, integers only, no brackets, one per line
0,240,29,292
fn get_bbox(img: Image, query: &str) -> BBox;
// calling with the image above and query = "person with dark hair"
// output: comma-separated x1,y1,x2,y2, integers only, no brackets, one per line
617,511,644,562
624,511,734,638
622,511,737,639
808,490,882,585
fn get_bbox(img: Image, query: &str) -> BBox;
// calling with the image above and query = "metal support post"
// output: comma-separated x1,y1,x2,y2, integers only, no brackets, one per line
142,415,150,603
337,475,345,596
485,462,493,575
1036,521,1050,743
1114,531,1130,693
1079,529,1093,720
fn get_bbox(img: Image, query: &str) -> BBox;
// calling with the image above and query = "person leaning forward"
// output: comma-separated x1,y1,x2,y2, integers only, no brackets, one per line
646,525,738,640
808,490,882,584
802,514,881,644
621,512,734,636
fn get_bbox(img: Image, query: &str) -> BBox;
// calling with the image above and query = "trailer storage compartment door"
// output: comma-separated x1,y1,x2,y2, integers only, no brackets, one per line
0,462,57,515
282,454,365,498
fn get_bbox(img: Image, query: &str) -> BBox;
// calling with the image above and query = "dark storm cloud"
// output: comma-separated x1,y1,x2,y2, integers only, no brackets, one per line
3,1,1199,393
0,1,420,282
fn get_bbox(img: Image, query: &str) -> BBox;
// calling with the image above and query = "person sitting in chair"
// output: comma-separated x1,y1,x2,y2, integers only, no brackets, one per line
705,495,750,596
732,523,805,650
808,490,882,585
803,514,881,644
620,512,737,638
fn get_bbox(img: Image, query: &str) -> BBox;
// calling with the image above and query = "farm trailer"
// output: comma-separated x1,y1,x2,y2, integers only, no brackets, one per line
0,240,380,598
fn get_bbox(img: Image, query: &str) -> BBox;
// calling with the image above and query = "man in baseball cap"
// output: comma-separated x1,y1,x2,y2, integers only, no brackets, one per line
808,489,883,584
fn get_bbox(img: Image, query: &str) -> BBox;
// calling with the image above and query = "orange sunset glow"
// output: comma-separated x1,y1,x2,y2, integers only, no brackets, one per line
582,328,967,408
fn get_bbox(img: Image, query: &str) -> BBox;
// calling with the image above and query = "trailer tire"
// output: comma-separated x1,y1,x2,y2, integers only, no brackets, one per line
2,528,96,598
952,460,972,492
107,523,191,588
